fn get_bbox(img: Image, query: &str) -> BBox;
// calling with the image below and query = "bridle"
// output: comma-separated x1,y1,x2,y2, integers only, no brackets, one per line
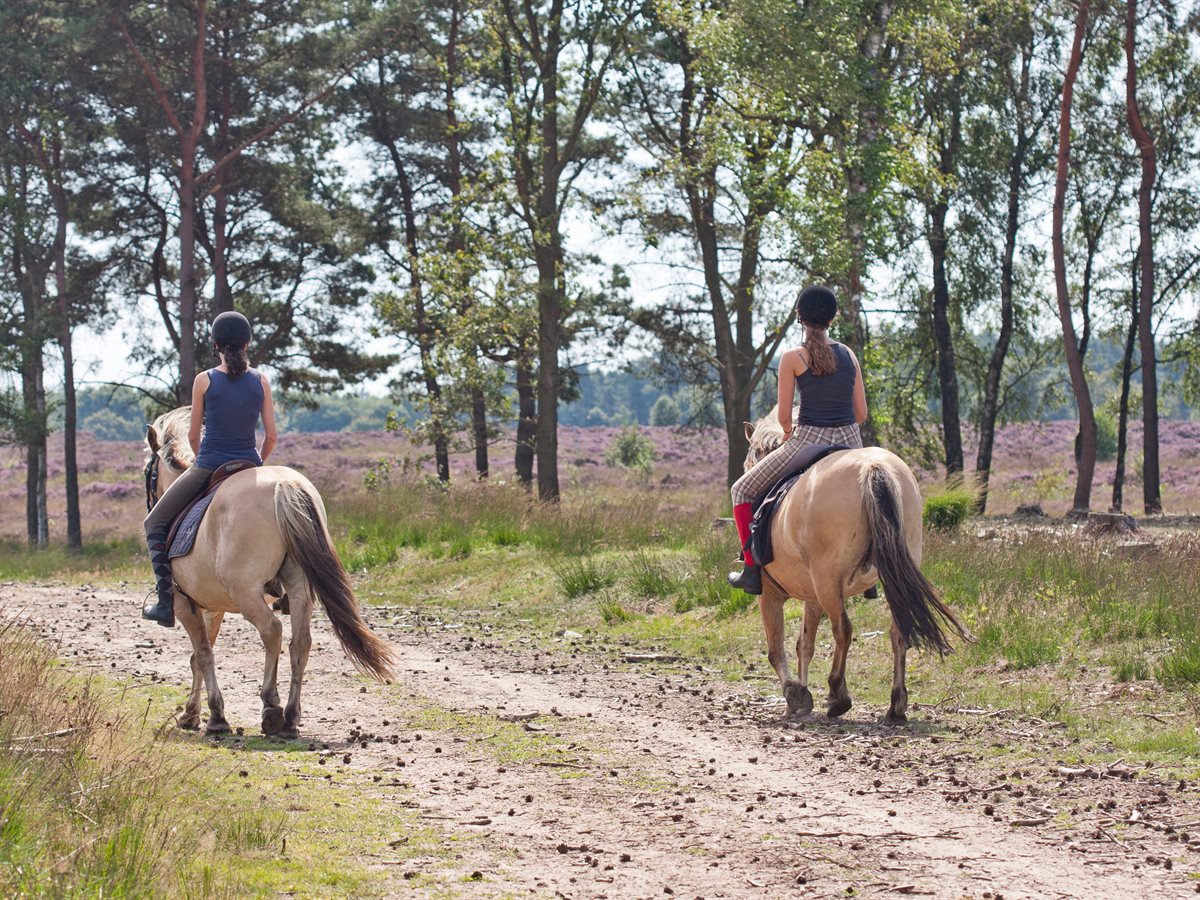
144,451,161,512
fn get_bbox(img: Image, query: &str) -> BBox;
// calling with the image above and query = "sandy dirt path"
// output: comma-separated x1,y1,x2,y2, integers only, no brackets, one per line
3,581,1195,899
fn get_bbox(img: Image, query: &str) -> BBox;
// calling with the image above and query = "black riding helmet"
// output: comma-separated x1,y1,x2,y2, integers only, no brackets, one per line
796,285,838,328
211,311,252,344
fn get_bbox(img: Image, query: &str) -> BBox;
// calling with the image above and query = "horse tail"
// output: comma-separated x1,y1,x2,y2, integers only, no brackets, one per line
274,481,395,681
862,464,969,656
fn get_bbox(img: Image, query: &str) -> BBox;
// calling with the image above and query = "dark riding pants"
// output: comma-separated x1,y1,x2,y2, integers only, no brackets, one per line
144,465,214,540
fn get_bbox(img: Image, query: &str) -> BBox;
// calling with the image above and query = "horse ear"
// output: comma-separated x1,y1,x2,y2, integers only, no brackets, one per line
743,421,755,442
146,425,160,453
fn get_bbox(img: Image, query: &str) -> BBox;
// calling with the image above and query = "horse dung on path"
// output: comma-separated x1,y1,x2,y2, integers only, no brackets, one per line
744,411,972,723
143,407,395,737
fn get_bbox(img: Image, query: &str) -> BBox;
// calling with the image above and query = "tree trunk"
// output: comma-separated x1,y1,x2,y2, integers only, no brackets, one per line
397,167,449,482
839,0,896,447
975,79,1027,512
1125,0,1160,514
534,242,561,502
177,145,199,403
515,357,536,486
16,243,48,548
1052,0,1096,514
48,148,80,549
1112,251,1139,513
471,386,488,479
211,8,234,315
929,201,963,474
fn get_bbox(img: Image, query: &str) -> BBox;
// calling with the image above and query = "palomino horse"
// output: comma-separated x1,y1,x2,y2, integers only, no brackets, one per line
144,407,395,737
745,411,970,724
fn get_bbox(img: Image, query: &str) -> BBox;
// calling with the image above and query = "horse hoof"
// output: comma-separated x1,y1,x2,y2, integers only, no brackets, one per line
279,727,300,740
261,706,285,736
784,683,813,717
884,709,908,725
177,718,200,731
825,697,852,719
206,720,232,735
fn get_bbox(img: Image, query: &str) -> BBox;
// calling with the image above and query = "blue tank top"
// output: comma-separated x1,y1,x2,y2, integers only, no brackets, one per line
195,368,264,469
795,343,856,427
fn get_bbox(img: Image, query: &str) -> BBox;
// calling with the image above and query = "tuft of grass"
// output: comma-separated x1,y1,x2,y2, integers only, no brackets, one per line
0,536,144,581
598,593,636,624
1155,641,1200,686
622,549,675,598
923,484,976,531
1105,646,1150,682
552,556,615,598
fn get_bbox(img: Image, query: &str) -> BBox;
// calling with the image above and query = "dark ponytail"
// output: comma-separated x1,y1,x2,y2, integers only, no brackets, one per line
215,341,249,377
803,325,837,376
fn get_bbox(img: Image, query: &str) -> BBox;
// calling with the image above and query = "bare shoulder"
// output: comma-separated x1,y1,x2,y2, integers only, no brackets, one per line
258,371,272,392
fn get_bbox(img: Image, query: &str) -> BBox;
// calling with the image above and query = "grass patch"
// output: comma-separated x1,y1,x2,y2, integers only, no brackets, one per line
1156,641,1200,686
0,536,143,581
923,484,976,531
552,556,615,598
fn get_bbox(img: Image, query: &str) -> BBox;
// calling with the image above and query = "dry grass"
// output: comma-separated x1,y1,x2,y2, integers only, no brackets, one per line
0,615,284,897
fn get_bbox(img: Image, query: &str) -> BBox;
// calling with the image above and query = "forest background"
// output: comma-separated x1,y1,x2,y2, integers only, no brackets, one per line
4,0,1200,550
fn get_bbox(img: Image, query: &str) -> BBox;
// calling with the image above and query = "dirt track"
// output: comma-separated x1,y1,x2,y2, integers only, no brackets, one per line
3,580,1196,899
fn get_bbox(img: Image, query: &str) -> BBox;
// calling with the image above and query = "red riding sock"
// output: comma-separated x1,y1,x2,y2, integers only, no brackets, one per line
732,502,755,566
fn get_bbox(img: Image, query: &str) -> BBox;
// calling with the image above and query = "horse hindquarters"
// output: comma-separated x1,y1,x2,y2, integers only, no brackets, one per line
273,480,395,681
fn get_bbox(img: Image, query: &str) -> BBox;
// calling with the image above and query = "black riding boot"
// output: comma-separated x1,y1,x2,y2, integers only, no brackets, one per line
727,561,762,596
142,530,176,627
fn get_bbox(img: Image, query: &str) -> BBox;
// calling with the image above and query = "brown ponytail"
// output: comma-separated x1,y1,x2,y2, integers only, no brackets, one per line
803,325,837,376
215,341,249,377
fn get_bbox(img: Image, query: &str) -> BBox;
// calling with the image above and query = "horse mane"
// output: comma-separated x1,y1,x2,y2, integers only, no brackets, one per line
154,406,195,470
749,405,792,454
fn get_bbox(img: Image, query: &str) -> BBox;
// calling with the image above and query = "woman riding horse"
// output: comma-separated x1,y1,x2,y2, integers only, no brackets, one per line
728,285,868,595
142,311,278,626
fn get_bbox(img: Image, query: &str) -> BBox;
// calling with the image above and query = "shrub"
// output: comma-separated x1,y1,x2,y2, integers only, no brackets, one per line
605,426,657,474
649,395,680,427
923,486,975,531
1095,408,1118,462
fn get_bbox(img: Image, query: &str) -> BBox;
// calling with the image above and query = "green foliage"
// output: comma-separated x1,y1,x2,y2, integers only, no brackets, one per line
923,486,976,530
649,395,680,426
605,426,657,474
621,550,674,598
1156,641,1200,686
598,594,636,624
1095,407,1118,462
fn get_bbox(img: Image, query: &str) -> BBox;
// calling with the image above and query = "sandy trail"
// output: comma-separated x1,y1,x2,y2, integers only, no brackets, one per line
3,581,1194,899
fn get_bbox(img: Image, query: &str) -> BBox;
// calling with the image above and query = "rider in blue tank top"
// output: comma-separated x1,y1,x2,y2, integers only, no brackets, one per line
141,311,278,627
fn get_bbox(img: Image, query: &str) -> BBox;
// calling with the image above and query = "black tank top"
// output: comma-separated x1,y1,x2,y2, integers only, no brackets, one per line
795,343,856,427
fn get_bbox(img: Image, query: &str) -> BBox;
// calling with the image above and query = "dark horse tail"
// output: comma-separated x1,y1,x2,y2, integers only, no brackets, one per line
862,464,970,656
274,481,395,681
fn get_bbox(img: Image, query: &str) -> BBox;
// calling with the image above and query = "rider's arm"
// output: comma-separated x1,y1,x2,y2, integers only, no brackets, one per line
259,374,278,463
850,351,869,425
777,349,806,434
189,373,208,457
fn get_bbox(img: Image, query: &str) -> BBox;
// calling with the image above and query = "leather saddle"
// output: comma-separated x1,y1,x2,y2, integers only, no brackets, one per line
166,459,257,559
747,444,848,568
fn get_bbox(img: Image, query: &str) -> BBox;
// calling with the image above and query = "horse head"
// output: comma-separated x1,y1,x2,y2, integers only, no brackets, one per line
144,406,194,506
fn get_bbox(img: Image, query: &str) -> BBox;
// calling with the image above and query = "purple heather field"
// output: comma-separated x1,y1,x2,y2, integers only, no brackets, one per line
1,421,1199,542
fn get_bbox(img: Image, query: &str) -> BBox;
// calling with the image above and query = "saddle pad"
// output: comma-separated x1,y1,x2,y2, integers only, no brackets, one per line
169,493,216,559
748,444,848,569
166,459,256,559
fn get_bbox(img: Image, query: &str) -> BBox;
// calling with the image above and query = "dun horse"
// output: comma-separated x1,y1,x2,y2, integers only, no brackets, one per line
745,410,970,723
144,407,395,736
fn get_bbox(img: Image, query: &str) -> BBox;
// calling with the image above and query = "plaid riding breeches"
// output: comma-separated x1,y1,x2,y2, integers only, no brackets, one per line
730,422,863,506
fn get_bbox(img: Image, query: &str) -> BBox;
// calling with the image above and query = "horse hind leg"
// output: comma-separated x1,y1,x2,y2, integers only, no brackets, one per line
279,559,313,738
885,619,909,724
234,586,284,736
789,599,822,717
817,580,853,719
